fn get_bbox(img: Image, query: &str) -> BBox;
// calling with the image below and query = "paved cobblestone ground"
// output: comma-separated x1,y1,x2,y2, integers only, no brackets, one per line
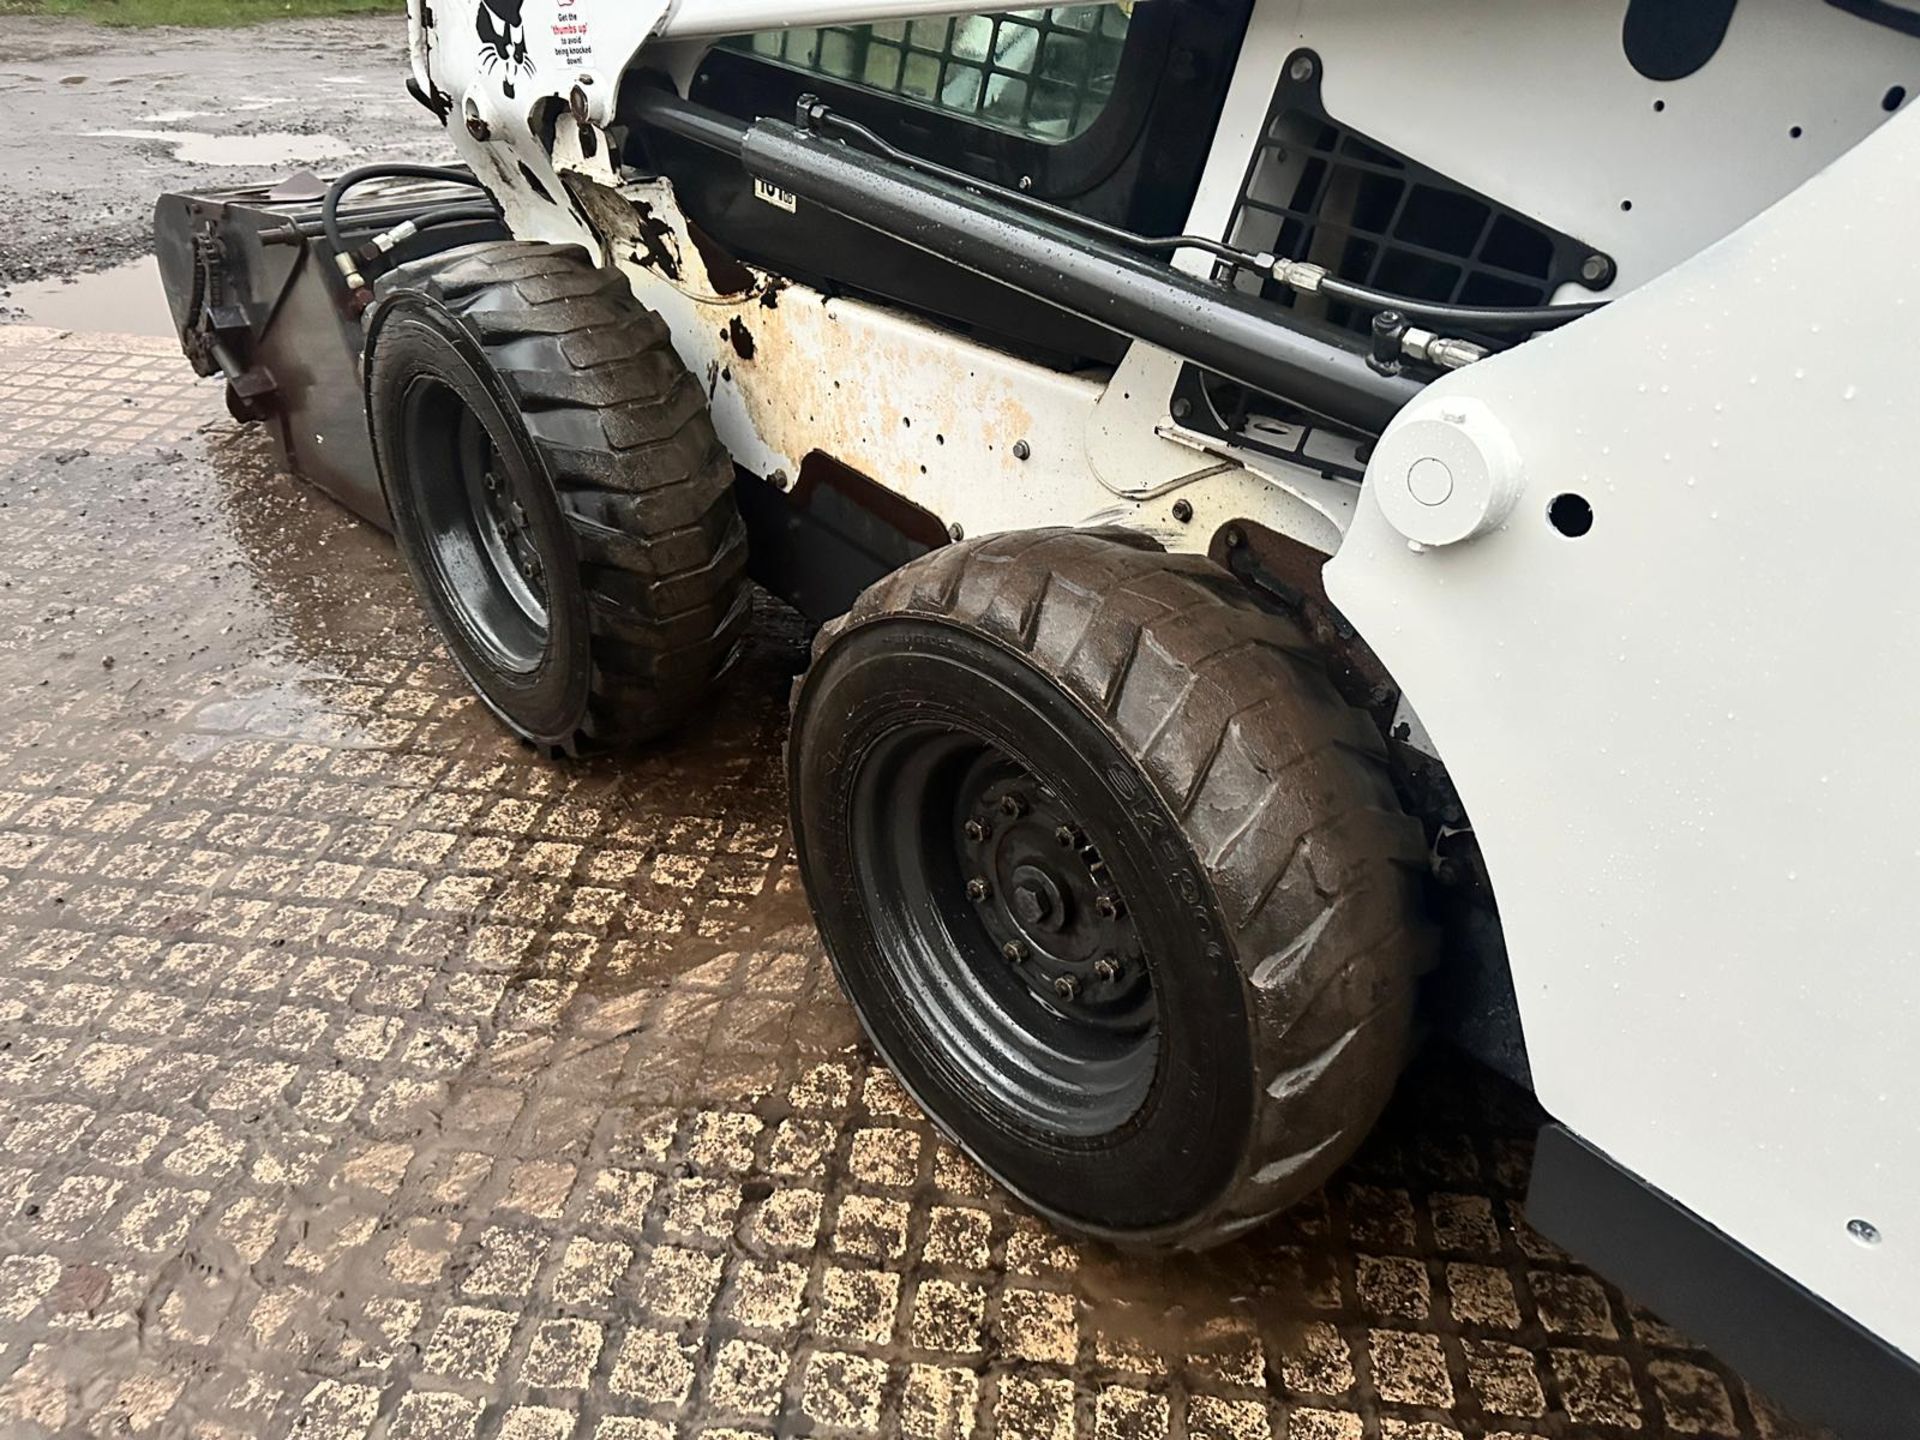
0,325,1820,1439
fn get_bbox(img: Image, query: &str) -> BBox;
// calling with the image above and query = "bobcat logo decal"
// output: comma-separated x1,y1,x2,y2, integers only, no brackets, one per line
475,0,533,98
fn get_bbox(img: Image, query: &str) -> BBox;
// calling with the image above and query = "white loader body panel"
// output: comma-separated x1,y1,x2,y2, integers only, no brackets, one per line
1328,101,1920,1359
408,0,1920,1363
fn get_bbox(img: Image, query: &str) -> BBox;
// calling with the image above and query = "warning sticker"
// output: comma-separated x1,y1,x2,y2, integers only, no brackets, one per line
550,0,591,68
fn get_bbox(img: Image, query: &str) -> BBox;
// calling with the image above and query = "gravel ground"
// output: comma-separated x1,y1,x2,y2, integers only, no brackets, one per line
0,15,455,287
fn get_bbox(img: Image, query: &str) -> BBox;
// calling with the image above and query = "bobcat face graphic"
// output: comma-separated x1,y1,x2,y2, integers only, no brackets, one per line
475,0,533,98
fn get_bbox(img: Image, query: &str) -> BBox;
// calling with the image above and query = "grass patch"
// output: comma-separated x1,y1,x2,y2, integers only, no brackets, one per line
0,0,401,24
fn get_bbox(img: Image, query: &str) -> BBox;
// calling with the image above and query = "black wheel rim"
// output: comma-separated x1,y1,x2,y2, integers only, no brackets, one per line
401,377,551,675
850,723,1158,1139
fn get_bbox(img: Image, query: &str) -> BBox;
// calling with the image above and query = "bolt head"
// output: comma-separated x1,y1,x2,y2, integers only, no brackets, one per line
948,522,965,542
964,819,988,843
1052,974,1080,1001
1289,53,1316,81
1011,439,1032,462
1849,1217,1883,1246
1053,825,1075,848
1095,895,1118,918
966,878,990,902
1011,883,1052,926
1172,499,1194,524
999,793,1025,818
1580,253,1611,285
1001,940,1028,963
1092,956,1120,983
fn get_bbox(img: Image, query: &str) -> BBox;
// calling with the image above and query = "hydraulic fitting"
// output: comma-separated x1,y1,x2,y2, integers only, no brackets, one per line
1269,258,1328,293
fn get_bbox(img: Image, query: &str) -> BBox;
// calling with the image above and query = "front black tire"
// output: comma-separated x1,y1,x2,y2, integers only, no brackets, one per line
788,529,1432,1248
366,241,749,753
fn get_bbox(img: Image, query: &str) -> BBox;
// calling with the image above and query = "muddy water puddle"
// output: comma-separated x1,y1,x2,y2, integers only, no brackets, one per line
2,254,171,336
82,127,357,167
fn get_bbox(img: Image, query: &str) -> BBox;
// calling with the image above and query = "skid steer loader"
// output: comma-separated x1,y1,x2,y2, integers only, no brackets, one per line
153,1,1920,1430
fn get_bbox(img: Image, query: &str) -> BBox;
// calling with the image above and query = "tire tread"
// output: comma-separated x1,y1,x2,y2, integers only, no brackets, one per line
378,240,747,750
803,527,1433,1248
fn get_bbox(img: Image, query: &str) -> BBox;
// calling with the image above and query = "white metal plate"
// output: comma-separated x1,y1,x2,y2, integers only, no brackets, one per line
1286,0,1920,292
1326,103,1920,1359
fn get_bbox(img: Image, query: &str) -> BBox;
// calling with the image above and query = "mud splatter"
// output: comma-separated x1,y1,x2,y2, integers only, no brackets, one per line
726,315,756,362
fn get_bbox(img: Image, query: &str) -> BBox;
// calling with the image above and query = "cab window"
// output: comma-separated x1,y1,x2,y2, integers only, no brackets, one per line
720,7,1134,143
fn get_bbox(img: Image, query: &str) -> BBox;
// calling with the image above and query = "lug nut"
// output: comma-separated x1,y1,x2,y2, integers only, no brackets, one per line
1054,825,1075,848
999,793,1026,818
1092,956,1120,983
1095,895,1119,919
1053,974,1080,1002
1002,940,1028,963
966,878,991,902
964,819,989,843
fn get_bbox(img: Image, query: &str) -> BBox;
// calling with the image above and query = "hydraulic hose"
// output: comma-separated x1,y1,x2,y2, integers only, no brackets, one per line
399,202,504,235
1314,277,1604,332
354,202,505,277
740,119,1422,433
637,88,1605,353
321,163,487,258
808,106,1251,270
798,100,1604,335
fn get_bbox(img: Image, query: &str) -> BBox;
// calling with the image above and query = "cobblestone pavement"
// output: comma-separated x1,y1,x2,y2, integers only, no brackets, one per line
0,325,1820,1440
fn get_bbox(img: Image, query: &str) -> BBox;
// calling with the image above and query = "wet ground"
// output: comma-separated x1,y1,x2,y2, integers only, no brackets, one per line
3,255,172,337
0,15,451,293
0,321,1827,1439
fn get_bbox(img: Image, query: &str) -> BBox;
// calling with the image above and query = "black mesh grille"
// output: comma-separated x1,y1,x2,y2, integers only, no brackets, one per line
1227,101,1599,339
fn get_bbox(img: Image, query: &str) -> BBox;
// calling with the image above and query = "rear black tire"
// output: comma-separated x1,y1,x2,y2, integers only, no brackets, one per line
366,240,749,753
788,529,1432,1249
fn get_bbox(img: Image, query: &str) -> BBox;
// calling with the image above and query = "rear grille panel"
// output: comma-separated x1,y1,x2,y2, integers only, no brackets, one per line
1224,56,1610,342
1177,50,1610,466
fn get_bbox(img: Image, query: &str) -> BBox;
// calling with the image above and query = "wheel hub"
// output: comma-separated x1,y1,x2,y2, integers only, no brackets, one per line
1009,865,1064,931
956,759,1151,1031
481,467,548,604
400,381,554,677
